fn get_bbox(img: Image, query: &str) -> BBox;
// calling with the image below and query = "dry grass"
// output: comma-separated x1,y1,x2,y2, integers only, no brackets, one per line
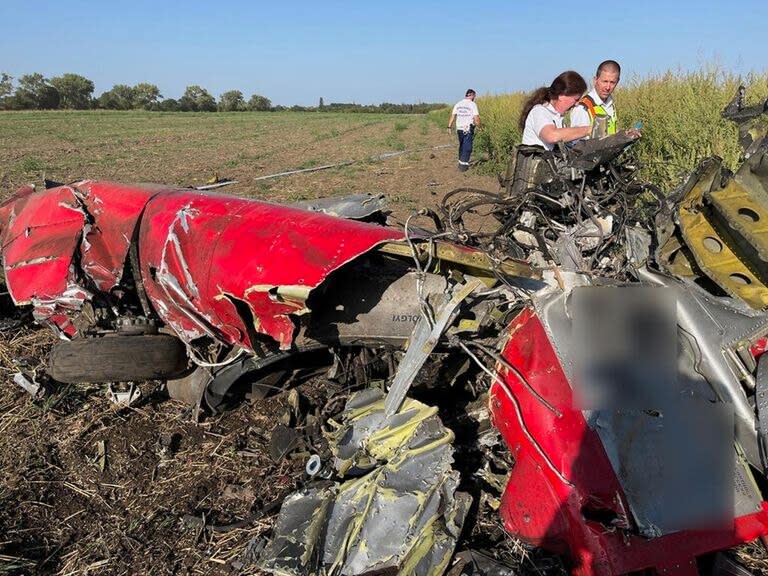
0,109,503,222
0,323,311,575
0,319,566,575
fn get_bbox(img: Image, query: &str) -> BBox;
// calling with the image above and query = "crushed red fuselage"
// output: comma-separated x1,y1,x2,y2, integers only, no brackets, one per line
0,181,403,349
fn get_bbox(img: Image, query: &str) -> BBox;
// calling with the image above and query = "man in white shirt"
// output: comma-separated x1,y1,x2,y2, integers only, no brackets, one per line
570,60,621,139
447,89,481,172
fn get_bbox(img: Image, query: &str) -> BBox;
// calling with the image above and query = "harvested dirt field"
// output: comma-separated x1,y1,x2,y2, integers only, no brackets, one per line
0,110,499,219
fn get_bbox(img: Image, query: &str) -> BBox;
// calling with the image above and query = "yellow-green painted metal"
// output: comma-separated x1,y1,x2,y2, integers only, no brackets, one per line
676,157,768,308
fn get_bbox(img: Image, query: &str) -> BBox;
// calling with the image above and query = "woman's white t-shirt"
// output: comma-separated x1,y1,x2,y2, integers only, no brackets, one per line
522,102,562,150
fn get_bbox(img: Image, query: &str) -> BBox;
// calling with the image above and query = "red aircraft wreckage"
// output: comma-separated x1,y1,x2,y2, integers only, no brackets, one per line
2,95,768,575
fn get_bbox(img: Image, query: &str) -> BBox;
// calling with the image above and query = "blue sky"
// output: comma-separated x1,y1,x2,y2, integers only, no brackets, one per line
2,0,766,106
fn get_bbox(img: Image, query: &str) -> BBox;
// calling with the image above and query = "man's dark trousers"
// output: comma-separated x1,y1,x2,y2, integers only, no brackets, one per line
457,128,474,171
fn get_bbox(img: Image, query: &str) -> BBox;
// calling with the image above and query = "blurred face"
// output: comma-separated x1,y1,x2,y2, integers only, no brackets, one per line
552,92,581,114
594,70,620,101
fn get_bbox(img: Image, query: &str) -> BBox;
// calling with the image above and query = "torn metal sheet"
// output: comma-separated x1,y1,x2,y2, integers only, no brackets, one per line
31,283,93,337
1,180,540,355
260,389,471,576
0,182,421,349
74,181,165,292
0,181,167,336
292,193,388,221
0,184,85,305
490,288,768,575
636,266,768,468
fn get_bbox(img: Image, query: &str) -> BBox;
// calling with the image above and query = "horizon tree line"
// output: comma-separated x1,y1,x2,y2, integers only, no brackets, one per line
0,72,445,113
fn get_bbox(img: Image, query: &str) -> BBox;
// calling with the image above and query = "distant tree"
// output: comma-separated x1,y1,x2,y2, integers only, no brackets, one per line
218,90,245,112
319,97,324,109
50,73,94,109
12,73,60,109
179,85,216,112
0,73,12,109
157,98,180,112
301,101,445,114
132,83,162,110
248,94,272,111
97,84,135,110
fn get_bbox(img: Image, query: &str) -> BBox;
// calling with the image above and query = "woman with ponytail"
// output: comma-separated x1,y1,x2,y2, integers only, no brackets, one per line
519,71,591,150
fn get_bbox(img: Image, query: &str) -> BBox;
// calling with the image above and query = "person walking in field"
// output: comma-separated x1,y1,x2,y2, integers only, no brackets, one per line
519,71,591,150
447,89,480,172
569,60,621,139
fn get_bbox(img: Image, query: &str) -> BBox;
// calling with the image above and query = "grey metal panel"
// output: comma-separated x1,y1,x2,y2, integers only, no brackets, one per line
531,279,765,537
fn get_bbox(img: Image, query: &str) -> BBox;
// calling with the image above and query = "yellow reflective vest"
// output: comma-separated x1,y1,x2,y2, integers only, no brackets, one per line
578,95,617,137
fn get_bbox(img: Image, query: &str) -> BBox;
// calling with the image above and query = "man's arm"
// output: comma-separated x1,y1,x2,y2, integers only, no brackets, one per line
473,114,480,128
447,113,456,132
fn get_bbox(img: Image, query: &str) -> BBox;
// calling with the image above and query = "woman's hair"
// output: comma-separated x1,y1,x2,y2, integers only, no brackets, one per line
518,70,587,130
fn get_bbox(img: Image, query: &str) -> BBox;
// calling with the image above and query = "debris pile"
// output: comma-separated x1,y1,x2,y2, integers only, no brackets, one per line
261,389,471,576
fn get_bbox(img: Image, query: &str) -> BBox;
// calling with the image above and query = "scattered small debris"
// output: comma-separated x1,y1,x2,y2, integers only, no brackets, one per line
268,424,300,462
304,453,322,476
194,179,237,191
12,372,42,398
447,550,517,576
94,440,106,472
107,382,141,406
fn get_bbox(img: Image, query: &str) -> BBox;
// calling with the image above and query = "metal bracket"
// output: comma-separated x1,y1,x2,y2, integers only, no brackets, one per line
383,278,483,417
108,382,141,406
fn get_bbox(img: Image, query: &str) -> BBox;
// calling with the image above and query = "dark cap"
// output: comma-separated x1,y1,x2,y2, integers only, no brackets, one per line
465,89,476,97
